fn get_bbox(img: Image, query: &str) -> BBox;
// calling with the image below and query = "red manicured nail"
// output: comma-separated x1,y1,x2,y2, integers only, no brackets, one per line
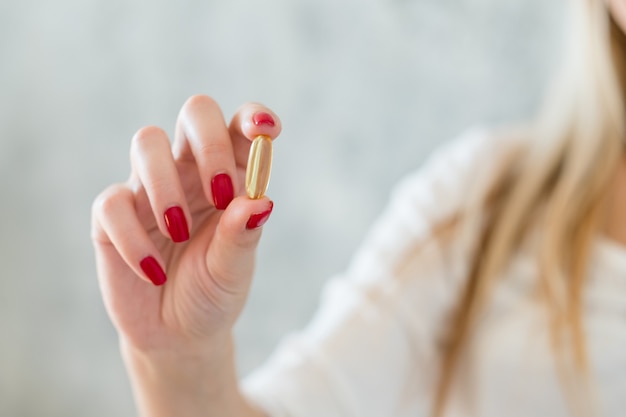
164,206,189,243
252,112,275,127
140,256,167,286
211,173,234,210
246,201,274,229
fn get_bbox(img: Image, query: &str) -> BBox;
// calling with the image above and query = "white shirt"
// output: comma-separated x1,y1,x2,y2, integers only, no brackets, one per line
242,128,626,417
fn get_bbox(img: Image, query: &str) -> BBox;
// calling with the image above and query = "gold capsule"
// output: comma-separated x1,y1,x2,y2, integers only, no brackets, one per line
245,135,273,199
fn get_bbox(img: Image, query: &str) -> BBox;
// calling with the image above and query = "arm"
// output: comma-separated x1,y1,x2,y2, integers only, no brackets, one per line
122,337,266,417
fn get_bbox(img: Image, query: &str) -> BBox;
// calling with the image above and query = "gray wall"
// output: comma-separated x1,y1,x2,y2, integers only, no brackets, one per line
0,0,564,415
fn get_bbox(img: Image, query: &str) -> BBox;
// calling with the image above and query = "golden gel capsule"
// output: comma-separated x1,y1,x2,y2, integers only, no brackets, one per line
245,135,273,199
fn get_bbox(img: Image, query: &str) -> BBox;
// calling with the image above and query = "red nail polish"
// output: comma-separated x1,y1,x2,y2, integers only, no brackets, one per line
211,173,234,210
140,256,167,286
246,201,274,229
164,206,189,243
253,112,275,127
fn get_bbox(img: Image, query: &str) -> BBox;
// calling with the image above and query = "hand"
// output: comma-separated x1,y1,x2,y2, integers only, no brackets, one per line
91,96,281,354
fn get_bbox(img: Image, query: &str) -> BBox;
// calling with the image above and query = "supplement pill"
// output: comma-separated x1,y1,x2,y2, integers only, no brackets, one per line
245,135,273,199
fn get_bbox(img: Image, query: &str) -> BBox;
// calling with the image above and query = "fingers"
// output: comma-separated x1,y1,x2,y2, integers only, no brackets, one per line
92,184,168,286
173,96,282,209
173,95,237,210
92,96,281,291
130,126,190,243
91,187,275,290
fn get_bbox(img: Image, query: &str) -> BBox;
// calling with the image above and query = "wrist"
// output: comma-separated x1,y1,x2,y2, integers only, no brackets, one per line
120,330,233,370
121,335,249,417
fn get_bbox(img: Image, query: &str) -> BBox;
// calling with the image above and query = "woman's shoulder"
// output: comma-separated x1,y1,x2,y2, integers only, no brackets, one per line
391,125,527,214
346,126,529,287
376,126,528,244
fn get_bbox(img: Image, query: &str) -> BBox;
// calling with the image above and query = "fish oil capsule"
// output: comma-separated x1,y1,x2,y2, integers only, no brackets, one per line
245,135,273,199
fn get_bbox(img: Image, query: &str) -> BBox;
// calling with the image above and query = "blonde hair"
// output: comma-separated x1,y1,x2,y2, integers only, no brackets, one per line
433,1,626,416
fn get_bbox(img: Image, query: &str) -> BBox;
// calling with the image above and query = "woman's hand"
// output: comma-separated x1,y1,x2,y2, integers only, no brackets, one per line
90,96,279,417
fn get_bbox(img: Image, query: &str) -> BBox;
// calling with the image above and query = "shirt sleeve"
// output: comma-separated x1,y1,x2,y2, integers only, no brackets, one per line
241,127,508,417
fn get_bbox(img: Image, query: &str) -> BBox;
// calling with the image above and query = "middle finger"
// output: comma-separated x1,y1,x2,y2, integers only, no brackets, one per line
173,95,237,210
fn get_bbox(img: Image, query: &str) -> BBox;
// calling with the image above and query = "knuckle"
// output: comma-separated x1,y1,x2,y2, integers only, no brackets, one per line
144,175,174,196
198,141,230,157
91,184,130,241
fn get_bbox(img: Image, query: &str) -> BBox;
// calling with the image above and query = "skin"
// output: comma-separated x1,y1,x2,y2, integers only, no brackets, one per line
92,96,274,417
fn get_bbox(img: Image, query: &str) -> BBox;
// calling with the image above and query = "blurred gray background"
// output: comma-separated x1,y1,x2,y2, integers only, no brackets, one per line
0,0,565,415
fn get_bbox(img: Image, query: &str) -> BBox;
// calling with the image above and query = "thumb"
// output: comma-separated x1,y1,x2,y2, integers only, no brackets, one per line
205,196,274,294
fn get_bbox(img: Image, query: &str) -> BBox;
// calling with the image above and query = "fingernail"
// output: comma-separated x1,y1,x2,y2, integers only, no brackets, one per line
252,112,275,127
211,173,234,210
246,201,274,229
164,206,189,243
140,256,167,286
